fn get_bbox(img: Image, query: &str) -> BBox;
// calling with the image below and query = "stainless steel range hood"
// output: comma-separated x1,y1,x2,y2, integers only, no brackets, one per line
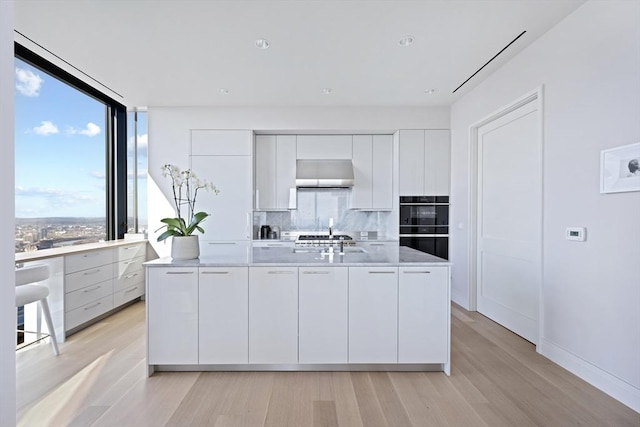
295,159,354,187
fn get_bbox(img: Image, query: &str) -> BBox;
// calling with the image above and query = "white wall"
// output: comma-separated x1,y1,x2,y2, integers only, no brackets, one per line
0,2,16,426
147,106,449,256
450,0,640,411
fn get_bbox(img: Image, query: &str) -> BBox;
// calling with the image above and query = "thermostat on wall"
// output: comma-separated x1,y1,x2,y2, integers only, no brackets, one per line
566,227,586,241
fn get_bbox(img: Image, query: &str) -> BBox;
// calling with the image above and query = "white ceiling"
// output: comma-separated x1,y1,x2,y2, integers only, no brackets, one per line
14,0,585,108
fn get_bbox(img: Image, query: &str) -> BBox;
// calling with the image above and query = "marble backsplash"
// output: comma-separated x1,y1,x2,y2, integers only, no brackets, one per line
253,188,391,238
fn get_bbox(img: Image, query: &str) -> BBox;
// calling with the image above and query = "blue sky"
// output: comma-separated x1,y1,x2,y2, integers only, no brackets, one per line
15,58,147,221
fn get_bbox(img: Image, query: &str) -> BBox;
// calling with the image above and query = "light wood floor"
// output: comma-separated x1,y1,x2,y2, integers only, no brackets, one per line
16,301,639,427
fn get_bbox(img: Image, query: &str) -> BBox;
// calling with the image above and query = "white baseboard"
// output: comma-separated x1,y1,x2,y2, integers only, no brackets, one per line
451,288,469,310
539,338,640,413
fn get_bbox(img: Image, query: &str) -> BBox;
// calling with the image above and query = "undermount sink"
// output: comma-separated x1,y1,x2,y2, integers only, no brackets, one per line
292,246,367,254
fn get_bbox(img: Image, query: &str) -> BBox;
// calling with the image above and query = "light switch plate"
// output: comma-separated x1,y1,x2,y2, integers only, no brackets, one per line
566,227,586,241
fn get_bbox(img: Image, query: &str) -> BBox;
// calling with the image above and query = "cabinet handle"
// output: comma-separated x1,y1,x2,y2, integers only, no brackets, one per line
201,271,230,275
84,302,102,311
124,273,139,279
368,271,396,274
268,271,295,275
123,260,136,265
125,287,139,293
267,243,285,247
303,271,330,275
165,271,194,275
83,269,101,276
369,243,385,246
207,242,236,245
403,271,431,274
122,246,136,250
82,253,99,258
83,285,101,293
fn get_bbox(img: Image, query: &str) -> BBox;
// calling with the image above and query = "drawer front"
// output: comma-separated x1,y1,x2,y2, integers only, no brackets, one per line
116,257,144,278
113,283,144,307
114,268,144,292
65,249,114,274
65,295,113,331
117,243,146,262
65,280,113,312
65,264,114,293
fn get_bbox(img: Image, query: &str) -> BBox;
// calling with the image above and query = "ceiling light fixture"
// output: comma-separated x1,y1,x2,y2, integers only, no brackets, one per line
322,88,332,94
219,88,230,95
424,88,436,94
398,35,415,46
255,38,270,49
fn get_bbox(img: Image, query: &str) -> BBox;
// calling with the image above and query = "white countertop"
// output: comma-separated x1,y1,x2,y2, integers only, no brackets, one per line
144,246,449,267
15,239,148,263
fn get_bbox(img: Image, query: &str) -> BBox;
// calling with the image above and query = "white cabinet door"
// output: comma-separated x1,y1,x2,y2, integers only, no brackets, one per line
275,135,297,209
147,267,198,364
299,267,348,364
191,155,252,241
199,267,249,364
191,130,252,156
372,135,393,210
296,135,353,159
424,130,450,196
199,240,251,258
398,266,449,363
248,267,298,364
351,135,373,209
254,135,277,210
399,130,425,196
348,267,398,363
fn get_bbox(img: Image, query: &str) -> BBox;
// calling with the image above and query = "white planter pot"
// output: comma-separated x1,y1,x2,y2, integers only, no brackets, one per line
171,235,200,260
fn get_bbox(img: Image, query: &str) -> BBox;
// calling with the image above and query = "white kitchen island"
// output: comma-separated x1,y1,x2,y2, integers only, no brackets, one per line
144,246,451,376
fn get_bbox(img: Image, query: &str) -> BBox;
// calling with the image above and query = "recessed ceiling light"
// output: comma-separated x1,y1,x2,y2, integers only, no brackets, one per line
398,35,415,46
255,38,270,49
322,88,332,94
424,88,436,94
219,88,230,95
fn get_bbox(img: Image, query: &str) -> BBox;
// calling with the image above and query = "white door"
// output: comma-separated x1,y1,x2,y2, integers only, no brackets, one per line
476,100,541,344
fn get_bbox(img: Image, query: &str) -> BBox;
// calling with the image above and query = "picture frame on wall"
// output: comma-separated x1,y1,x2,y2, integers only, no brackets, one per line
600,142,640,194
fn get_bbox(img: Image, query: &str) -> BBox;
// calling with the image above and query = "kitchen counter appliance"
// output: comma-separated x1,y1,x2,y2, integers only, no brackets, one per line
294,234,356,248
399,196,449,259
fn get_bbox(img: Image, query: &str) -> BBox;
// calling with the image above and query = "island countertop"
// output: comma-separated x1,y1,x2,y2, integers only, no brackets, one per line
144,245,449,267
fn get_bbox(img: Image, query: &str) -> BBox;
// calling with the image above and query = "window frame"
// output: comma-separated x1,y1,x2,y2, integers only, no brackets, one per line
15,43,128,240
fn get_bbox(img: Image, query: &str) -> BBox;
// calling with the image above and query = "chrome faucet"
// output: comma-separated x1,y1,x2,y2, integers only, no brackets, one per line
328,217,334,240
339,236,345,255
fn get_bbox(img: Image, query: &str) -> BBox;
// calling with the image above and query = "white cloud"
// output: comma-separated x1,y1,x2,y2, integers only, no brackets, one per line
90,171,106,179
32,121,59,136
67,122,101,137
15,67,44,97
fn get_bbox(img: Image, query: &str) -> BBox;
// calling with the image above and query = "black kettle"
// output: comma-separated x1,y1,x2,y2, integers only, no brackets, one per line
260,225,271,239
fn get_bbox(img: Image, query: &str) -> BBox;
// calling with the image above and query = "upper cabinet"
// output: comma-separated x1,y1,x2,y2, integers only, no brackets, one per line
296,135,353,159
254,135,296,210
351,135,393,210
399,130,450,196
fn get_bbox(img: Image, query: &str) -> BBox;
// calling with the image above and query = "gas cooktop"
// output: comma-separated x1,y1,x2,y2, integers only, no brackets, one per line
295,234,356,247
296,234,353,241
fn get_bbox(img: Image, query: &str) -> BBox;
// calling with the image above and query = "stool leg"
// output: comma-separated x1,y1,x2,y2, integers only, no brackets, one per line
39,298,59,356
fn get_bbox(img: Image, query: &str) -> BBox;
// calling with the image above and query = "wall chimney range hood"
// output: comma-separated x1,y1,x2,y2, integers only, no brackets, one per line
295,159,354,188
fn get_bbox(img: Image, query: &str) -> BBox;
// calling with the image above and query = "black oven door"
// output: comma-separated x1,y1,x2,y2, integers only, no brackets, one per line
400,205,449,226
400,236,448,260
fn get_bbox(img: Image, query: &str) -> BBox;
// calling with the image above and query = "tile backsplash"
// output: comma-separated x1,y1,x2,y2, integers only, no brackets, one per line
253,188,390,238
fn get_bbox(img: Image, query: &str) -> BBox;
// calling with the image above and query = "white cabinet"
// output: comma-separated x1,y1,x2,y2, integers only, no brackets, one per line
248,267,298,364
399,129,450,196
351,135,393,210
252,241,295,248
147,267,198,365
398,267,449,363
191,130,252,155
199,267,248,364
113,242,146,307
299,267,348,364
254,135,296,210
348,267,398,363
296,135,353,159
190,154,252,242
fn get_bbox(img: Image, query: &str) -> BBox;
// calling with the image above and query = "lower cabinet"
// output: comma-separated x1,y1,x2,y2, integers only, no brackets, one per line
399,266,449,363
199,267,248,364
147,267,198,365
299,267,348,364
248,267,298,364
348,267,398,363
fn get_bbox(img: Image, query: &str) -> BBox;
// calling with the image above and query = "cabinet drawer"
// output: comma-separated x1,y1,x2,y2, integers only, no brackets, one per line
116,257,144,278
65,295,113,331
65,249,114,274
65,263,114,293
114,269,144,292
117,243,146,261
65,279,113,312
114,283,144,307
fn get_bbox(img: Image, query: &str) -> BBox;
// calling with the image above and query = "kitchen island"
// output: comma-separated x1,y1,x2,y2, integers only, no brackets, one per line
144,246,451,376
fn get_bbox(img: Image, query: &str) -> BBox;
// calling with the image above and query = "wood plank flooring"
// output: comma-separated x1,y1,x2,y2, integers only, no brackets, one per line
16,301,639,426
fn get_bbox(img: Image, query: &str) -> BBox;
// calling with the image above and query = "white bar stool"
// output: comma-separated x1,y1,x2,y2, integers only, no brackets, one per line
15,264,60,355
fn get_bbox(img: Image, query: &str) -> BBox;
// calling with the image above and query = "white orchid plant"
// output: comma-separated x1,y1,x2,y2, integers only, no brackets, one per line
156,164,220,242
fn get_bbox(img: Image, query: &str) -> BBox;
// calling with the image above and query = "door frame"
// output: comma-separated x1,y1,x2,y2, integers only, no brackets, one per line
466,86,545,348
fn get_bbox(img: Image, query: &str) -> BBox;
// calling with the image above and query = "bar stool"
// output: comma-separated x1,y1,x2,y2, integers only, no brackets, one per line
15,264,60,355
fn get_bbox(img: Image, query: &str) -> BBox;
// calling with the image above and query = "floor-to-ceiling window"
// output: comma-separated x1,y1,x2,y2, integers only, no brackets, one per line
127,110,148,236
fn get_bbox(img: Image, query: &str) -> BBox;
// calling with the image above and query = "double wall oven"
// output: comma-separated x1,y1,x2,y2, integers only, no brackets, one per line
399,196,449,260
